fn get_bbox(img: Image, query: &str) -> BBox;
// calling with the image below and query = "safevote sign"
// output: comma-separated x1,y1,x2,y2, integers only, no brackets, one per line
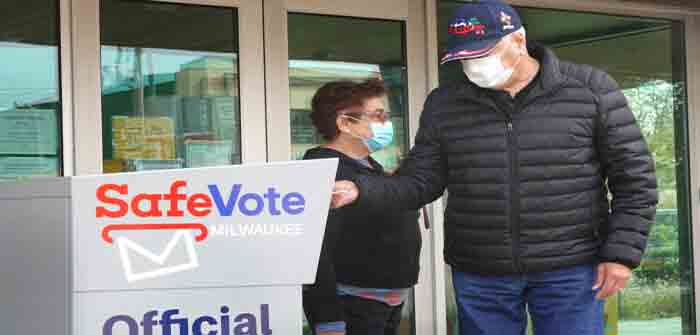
72,159,338,292
97,180,308,244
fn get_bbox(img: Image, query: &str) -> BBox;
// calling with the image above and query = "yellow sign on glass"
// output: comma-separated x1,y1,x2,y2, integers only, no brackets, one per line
112,116,176,160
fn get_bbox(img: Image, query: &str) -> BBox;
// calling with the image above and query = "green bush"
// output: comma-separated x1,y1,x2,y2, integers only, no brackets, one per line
620,282,681,320
634,209,681,286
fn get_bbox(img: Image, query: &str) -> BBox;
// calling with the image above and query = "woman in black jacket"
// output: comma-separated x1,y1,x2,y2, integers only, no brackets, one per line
302,79,421,335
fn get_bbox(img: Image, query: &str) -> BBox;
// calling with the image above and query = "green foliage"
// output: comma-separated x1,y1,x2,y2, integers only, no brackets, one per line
634,210,680,285
620,282,681,320
621,82,685,321
624,81,684,210
623,80,684,285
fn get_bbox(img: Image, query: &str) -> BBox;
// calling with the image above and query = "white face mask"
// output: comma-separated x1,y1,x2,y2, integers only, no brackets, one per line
461,41,522,89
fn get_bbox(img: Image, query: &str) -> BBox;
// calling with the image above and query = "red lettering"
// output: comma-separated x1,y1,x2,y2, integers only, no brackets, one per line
96,180,225,220
96,184,129,218
187,193,212,217
131,193,163,217
164,180,187,217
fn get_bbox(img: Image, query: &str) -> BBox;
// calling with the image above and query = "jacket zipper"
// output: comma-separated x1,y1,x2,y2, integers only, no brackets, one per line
475,83,565,274
506,83,566,274
505,111,523,274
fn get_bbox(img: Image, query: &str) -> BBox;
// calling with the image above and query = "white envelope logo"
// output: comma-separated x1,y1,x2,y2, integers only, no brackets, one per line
116,230,199,282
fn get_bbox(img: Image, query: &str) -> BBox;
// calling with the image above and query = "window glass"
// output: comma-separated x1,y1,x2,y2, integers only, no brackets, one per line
101,0,241,172
0,0,62,180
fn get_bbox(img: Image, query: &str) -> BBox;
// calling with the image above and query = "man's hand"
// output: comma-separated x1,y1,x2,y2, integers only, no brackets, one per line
593,262,632,300
331,181,359,208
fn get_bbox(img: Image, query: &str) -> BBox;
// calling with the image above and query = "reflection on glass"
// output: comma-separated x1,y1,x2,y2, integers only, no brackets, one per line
100,0,241,173
288,13,414,335
438,2,693,335
0,0,61,180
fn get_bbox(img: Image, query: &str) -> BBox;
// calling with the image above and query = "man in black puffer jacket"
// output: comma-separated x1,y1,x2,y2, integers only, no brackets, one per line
331,1,657,335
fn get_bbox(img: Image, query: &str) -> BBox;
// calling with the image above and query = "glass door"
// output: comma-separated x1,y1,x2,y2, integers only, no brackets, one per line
437,2,694,335
288,13,411,335
263,0,432,334
100,0,244,172
71,0,266,174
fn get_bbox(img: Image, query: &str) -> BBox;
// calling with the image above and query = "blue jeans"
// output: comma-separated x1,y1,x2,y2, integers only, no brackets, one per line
452,264,604,335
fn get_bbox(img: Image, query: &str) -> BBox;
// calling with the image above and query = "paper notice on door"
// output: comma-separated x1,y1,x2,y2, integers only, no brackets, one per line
0,156,58,180
0,109,58,155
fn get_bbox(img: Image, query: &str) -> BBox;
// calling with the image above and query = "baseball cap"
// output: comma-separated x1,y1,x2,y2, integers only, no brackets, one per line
441,0,523,65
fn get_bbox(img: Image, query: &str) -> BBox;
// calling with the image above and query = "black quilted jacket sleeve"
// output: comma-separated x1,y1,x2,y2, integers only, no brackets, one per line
352,91,449,212
591,69,659,269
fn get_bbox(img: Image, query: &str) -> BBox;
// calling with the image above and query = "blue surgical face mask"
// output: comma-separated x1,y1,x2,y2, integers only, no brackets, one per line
342,116,394,152
365,121,394,152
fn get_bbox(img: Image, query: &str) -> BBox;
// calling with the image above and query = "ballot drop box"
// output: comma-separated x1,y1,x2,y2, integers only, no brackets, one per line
0,159,338,335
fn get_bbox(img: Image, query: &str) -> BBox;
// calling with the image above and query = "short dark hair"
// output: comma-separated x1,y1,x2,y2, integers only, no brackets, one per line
310,79,388,141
